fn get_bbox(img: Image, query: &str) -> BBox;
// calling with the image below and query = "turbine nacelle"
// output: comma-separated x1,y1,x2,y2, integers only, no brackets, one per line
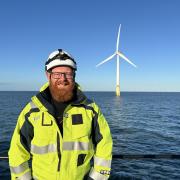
117,51,137,68
96,50,137,68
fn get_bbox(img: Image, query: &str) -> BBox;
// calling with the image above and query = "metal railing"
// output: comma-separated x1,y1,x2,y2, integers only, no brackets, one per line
112,154,180,159
1,154,180,160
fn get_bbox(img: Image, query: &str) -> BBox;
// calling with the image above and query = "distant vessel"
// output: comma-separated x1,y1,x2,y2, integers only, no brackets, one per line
96,24,137,96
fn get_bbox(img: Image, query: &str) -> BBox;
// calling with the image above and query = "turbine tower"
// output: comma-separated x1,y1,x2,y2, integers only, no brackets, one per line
96,24,137,96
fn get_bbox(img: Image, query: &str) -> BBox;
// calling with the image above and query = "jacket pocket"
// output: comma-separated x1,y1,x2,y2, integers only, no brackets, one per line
71,113,90,139
72,124,89,139
33,112,55,144
77,154,87,166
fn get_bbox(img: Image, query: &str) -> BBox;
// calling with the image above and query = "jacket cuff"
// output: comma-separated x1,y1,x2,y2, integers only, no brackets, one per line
88,167,109,180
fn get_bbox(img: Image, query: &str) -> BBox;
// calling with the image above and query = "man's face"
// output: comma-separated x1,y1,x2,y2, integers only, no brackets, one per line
46,66,75,102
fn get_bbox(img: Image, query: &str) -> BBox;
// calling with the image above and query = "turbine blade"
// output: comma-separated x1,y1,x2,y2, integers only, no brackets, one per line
116,24,121,52
96,53,116,67
117,52,137,68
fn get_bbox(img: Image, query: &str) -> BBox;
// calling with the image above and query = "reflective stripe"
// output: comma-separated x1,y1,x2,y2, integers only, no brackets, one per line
16,170,32,180
30,101,37,109
63,141,90,151
94,156,111,168
89,168,108,180
10,162,29,174
31,144,57,154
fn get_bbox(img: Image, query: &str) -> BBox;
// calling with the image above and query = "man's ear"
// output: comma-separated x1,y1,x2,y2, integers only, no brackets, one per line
46,71,50,81
73,70,76,80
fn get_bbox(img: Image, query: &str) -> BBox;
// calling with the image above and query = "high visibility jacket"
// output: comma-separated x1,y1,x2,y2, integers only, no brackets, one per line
8,83,113,180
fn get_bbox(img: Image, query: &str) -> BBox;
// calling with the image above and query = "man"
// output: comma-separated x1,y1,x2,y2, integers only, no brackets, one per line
8,49,113,180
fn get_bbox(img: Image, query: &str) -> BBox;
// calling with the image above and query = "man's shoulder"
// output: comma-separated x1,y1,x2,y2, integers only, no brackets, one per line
20,95,40,114
84,98,94,105
81,98,101,112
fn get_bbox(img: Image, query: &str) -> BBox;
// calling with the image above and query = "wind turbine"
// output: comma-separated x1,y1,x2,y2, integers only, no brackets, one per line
96,24,137,96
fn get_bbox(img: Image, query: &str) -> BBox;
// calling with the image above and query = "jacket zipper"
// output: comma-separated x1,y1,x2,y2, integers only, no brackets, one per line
57,132,61,171
56,105,71,172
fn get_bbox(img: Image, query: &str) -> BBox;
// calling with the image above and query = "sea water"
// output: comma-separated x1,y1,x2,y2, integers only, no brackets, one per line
0,91,180,179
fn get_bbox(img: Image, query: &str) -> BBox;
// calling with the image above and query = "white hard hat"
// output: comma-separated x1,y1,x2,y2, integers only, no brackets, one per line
45,49,77,71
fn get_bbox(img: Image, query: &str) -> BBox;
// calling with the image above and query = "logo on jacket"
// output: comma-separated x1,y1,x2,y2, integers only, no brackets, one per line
100,170,110,175
33,115,40,121
64,113,68,118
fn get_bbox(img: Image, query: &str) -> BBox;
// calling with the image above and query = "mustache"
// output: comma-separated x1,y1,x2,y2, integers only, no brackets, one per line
49,80,75,102
55,80,70,86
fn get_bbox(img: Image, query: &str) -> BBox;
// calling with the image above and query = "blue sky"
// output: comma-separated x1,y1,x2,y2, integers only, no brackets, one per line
0,0,180,92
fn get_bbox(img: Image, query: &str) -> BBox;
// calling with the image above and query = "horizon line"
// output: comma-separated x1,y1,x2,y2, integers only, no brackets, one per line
0,90,180,93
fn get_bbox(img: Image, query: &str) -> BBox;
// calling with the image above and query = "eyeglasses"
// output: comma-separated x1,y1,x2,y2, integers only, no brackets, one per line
50,72,74,79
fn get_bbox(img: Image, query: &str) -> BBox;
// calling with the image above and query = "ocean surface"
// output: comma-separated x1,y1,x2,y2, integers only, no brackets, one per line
0,91,180,179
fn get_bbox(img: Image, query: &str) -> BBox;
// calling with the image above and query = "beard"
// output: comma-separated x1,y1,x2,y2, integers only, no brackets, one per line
49,78,75,102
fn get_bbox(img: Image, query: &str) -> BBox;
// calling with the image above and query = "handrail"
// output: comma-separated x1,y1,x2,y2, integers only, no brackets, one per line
112,154,180,159
0,156,8,159
1,154,180,160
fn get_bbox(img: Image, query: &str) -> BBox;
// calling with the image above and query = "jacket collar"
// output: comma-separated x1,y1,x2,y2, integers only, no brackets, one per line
36,82,87,116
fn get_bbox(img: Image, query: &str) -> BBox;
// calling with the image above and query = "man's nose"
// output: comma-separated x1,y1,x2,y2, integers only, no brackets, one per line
60,73,67,80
